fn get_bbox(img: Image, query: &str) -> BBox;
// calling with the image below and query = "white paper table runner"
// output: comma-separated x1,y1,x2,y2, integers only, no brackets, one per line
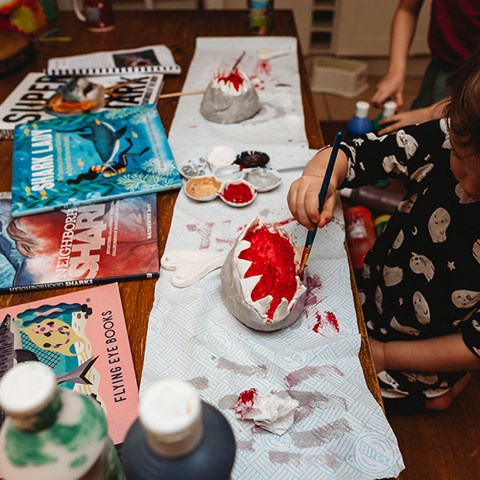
141,37,404,479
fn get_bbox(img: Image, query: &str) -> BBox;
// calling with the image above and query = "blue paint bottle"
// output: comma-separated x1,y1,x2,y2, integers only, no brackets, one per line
122,379,236,480
345,101,373,142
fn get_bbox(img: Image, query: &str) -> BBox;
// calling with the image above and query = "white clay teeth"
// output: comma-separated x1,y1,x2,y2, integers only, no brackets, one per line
252,295,272,317
240,275,263,306
272,298,289,321
236,258,252,278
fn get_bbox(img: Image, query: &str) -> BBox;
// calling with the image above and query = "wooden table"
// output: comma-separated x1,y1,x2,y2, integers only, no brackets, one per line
0,9,382,406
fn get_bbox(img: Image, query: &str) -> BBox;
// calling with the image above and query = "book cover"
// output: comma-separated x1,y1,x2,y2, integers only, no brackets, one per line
0,192,159,294
46,44,181,76
0,72,164,140
11,104,182,217
0,283,138,445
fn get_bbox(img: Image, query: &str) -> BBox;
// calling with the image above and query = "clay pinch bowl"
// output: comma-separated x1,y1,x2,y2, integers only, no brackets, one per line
184,176,222,202
234,150,270,168
218,180,257,207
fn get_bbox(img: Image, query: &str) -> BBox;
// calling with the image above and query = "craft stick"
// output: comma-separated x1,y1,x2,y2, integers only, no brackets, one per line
299,131,343,275
158,89,206,99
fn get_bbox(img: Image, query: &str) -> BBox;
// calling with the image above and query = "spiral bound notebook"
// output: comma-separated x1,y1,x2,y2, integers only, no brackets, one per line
46,44,181,76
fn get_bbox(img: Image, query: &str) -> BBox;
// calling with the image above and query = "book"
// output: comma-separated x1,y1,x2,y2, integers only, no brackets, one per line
0,192,159,294
0,283,138,445
0,72,164,140
46,44,181,77
11,104,182,217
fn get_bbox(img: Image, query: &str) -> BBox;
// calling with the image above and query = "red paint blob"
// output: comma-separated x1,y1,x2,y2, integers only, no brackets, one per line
239,225,297,320
221,182,254,204
238,388,257,405
216,70,245,92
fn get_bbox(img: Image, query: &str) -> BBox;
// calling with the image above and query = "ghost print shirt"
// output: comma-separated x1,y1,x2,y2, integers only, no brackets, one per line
338,119,480,368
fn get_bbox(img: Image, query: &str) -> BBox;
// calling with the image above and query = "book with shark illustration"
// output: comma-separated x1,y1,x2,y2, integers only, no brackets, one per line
0,72,164,140
0,283,138,445
11,104,182,217
0,192,159,294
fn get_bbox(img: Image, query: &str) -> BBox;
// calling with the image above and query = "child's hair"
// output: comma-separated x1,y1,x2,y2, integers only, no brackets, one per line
444,46,480,155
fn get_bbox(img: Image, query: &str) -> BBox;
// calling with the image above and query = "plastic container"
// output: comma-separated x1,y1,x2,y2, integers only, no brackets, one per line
122,379,236,480
344,206,376,270
0,362,123,480
310,57,368,98
345,101,373,142
340,185,403,213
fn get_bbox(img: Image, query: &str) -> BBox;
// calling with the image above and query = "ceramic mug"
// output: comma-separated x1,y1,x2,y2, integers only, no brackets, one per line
73,0,115,32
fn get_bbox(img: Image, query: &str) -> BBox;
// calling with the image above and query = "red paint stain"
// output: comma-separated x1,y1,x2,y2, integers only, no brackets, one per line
238,388,257,405
255,59,271,76
312,311,340,334
239,225,297,320
216,70,245,92
312,312,322,333
325,311,340,332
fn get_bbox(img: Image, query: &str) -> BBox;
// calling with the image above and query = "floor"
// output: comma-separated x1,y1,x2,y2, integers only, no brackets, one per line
311,75,424,122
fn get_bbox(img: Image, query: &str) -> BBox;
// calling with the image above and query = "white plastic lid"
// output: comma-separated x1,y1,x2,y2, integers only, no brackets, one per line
139,379,201,443
0,362,57,417
355,101,370,118
383,100,397,118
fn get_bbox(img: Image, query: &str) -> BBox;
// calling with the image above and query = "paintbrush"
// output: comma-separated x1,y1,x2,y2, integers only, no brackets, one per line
298,131,343,275
231,51,246,71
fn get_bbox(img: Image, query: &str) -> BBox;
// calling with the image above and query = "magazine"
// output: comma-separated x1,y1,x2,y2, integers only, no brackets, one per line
0,72,164,140
11,104,182,217
0,283,138,445
46,44,181,76
0,192,159,294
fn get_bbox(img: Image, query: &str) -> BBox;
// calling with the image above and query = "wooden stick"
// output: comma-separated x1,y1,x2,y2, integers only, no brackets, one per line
231,51,246,71
158,89,206,99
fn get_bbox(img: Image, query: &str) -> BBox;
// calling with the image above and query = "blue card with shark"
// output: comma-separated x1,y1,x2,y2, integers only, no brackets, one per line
11,104,182,217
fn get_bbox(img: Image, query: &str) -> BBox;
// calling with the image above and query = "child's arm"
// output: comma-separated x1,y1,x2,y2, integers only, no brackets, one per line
370,334,480,373
288,147,349,230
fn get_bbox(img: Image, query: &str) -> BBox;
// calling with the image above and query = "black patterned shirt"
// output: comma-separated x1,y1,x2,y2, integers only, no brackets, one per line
339,119,480,398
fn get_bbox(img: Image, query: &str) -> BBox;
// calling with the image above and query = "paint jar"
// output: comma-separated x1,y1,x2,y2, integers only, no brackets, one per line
344,206,376,270
0,362,123,480
122,378,236,480
248,0,274,35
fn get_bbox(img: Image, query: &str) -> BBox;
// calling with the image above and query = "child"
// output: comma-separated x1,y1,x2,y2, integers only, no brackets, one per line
288,48,480,412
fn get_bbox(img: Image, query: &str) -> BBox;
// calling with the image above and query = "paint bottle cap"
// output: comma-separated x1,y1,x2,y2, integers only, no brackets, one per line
140,379,203,458
355,101,370,118
382,100,397,118
0,362,56,417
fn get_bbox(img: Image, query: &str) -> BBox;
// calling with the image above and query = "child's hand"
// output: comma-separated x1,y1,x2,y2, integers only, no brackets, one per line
287,174,337,230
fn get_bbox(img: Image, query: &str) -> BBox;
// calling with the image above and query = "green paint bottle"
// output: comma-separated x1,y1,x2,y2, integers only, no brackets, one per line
0,362,124,480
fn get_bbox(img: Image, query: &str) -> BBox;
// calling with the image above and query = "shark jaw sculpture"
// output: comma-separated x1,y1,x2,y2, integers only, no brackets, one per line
220,219,307,332
200,69,261,124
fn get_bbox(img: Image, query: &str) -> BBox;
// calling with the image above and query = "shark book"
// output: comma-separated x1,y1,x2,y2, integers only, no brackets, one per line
0,72,164,140
0,283,138,445
0,192,159,294
11,104,182,217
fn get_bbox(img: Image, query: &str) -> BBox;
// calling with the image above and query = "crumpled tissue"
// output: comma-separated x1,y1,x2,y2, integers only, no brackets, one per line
232,388,299,435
